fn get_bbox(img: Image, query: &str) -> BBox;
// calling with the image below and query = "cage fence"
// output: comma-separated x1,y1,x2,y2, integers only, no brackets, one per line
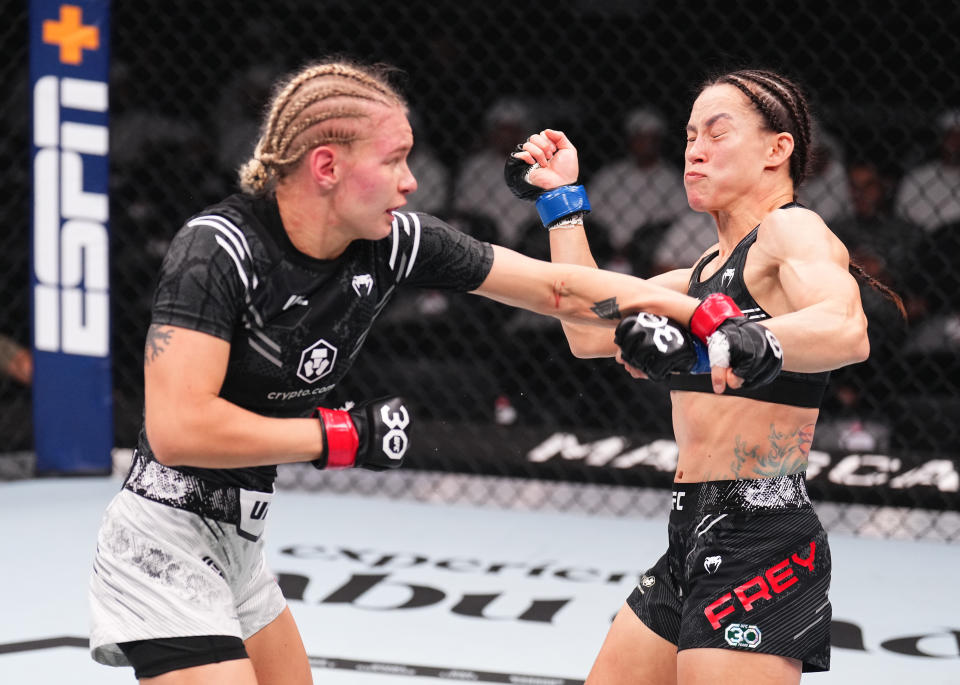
3,0,959,541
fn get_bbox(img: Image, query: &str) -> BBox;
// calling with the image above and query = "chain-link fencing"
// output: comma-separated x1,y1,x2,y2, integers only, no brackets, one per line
3,0,959,538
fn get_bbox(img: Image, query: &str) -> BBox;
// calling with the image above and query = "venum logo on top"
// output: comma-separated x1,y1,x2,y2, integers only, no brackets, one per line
352,274,374,297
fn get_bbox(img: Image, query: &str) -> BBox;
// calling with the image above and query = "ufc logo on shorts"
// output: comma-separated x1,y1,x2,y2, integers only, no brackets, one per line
380,404,410,461
671,491,686,510
237,489,275,542
250,500,270,520
704,540,816,630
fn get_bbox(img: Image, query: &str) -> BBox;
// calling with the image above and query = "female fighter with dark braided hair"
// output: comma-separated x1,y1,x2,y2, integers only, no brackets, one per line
508,68,901,683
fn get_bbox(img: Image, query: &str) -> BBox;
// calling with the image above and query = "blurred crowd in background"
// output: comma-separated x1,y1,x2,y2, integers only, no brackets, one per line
1,0,958,465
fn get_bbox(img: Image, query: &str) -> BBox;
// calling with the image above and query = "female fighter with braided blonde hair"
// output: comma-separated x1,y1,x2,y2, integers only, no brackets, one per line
88,57,734,684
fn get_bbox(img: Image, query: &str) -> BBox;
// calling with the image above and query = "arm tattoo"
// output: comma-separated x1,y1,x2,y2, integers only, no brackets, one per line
732,423,814,478
144,325,173,365
591,297,622,320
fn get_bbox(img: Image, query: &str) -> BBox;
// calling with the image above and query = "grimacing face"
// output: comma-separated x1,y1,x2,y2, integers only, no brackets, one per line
683,84,781,212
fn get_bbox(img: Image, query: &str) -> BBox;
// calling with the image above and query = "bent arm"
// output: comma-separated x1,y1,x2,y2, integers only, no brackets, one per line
758,213,870,372
144,325,324,467
473,245,699,336
502,128,695,355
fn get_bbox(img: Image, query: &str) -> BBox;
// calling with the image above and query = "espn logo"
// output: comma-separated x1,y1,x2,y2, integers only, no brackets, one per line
32,63,109,355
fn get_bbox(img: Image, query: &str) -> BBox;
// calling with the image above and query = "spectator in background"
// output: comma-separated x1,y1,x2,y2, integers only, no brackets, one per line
895,108,960,232
0,335,31,386
896,110,960,354
404,108,451,215
831,160,918,270
816,160,914,452
797,126,852,223
588,106,688,274
891,110,960,449
453,98,539,247
650,210,717,275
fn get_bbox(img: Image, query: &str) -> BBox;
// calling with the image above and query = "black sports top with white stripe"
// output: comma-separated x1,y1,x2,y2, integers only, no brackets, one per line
137,193,494,490
667,205,830,408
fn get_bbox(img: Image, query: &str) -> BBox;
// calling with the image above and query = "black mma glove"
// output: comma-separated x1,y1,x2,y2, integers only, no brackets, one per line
503,144,591,227
504,144,548,200
614,313,710,381
690,293,783,388
312,396,411,471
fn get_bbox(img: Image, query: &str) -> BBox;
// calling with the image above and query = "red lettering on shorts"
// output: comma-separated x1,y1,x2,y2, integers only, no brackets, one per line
791,540,816,572
734,575,772,612
704,593,735,630
765,558,798,593
703,538,819,631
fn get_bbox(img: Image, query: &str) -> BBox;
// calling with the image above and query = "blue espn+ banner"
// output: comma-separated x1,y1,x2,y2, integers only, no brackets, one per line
30,1,113,473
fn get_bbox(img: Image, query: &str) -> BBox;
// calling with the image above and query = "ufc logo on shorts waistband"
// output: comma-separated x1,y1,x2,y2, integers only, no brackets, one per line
704,540,817,630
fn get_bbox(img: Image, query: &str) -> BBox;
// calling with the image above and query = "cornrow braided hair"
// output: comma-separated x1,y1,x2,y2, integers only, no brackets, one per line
706,68,905,319
711,69,813,188
238,59,406,195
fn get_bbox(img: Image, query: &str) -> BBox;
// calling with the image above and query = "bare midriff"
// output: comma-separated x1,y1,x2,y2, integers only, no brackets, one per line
670,390,819,482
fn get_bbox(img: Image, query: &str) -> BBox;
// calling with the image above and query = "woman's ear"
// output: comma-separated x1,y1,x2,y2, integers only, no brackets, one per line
769,131,795,168
308,146,338,189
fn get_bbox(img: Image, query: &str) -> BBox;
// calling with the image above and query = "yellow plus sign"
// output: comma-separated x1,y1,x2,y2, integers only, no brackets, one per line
43,5,100,65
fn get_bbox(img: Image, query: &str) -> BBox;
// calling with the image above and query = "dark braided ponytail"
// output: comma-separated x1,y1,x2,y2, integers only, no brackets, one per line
849,260,907,319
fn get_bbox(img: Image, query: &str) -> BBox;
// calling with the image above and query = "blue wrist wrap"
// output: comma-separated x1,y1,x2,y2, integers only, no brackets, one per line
534,185,591,227
691,338,711,374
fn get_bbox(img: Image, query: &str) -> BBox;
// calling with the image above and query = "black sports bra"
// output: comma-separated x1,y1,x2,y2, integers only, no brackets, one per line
667,204,830,408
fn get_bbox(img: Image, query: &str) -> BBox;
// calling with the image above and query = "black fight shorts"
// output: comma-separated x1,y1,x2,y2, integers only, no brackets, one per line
627,473,831,672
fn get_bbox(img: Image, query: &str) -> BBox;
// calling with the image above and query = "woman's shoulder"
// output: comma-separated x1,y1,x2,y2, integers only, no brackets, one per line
760,204,829,238
756,204,846,261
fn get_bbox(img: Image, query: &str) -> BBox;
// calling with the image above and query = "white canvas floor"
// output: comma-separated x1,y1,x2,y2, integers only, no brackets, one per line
1,476,958,684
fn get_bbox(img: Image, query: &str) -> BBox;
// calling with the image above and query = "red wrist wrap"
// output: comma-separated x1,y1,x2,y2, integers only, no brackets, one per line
315,408,359,469
690,293,743,342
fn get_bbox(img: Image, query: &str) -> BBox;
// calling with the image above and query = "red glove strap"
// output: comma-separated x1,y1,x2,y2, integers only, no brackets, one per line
690,293,743,342
316,408,359,469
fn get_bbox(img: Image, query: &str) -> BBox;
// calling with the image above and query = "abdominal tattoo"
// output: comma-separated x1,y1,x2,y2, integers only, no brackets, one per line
591,297,621,320
144,325,173,365
732,423,815,478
